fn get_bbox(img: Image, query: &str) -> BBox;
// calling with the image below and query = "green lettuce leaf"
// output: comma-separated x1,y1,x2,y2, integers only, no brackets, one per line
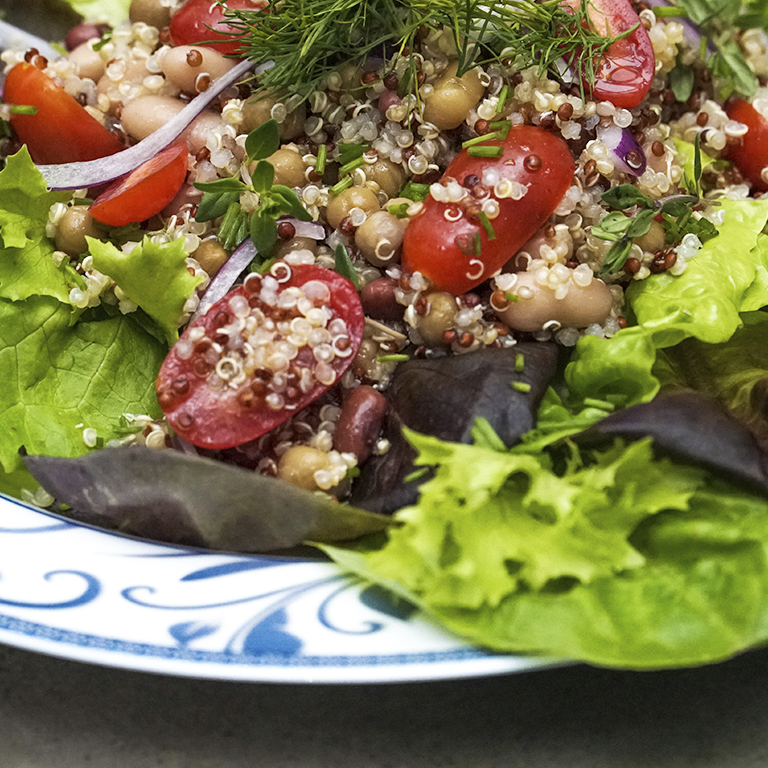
324,431,768,668
566,198,768,406
57,0,131,25
0,295,165,478
89,236,202,346
0,149,76,304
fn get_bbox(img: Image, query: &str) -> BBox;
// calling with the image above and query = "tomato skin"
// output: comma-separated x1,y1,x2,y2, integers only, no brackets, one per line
723,98,768,191
401,126,575,295
561,0,654,109
90,143,189,227
157,264,365,449
3,62,125,164
170,0,262,55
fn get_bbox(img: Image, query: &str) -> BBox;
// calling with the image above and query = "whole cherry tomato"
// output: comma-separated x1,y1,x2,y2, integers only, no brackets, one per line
401,125,575,295
3,62,124,164
90,143,189,227
561,0,655,109
723,98,768,191
156,262,364,449
170,0,264,55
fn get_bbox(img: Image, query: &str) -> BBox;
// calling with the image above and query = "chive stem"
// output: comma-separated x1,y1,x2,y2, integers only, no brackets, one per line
315,144,327,176
467,145,503,158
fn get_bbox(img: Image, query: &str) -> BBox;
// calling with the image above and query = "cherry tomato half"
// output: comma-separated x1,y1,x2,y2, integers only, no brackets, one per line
89,143,189,227
170,0,264,55
561,0,655,109
723,98,768,191
156,263,364,449
401,125,575,296
3,62,125,164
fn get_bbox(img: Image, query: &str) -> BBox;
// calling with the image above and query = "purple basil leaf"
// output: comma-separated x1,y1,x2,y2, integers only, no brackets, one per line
23,446,393,552
352,344,561,513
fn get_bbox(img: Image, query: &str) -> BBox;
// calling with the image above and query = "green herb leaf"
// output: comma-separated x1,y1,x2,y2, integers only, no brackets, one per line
244,119,280,162
195,190,241,223
193,177,248,193
602,184,653,211
601,239,634,275
670,61,695,102
250,210,278,257
271,184,313,221
334,243,359,289
250,160,275,193
591,211,634,241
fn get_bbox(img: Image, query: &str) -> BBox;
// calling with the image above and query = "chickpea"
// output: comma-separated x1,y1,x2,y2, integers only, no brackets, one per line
495,271,613,332
362,157,406,198
241,95,306,140
416,292,459,346
274,236,318,259
194,239,229,277
160,46,236,94
68,41,105,82
55,205,101,256
422,62,485,131
355,211,409,267
325,186,380,230
633,220,665,253
352,338,380,376
277,445,331,491
258,148,307,188
129,0,172,28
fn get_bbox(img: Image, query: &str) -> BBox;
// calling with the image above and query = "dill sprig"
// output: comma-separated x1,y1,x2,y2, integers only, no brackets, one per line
222,0,635,101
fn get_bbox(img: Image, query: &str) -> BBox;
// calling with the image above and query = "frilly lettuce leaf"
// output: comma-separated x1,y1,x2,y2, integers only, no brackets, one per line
0,149,76,304
566,198,768,406
89,236,202,346
324,430,768,668
57,0,131,25
0,295,165,485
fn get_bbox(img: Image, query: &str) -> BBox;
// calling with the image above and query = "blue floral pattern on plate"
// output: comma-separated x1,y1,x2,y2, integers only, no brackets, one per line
0,493,550,683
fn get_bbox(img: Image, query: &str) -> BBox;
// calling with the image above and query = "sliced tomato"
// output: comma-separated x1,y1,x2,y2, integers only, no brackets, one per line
3,62,125,164
401,125,575,295
723,98,768,191
156,263,364,449
170,0,264,55
561,0,654,109
90,143,189,227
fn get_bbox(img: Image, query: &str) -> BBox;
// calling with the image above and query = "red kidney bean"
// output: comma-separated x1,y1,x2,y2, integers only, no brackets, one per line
360,277,404,322
333,385,388,462
65,23,109,52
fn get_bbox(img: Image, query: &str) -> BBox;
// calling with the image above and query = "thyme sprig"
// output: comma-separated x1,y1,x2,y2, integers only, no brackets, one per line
223,0,635,101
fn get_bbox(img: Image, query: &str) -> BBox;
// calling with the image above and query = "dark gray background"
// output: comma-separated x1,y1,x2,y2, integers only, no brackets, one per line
2,3,768,766
3,641,768,767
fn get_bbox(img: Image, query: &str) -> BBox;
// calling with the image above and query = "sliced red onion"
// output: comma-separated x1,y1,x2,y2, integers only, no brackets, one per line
282,217,325,239
37,58,272,190
597,124,647,176
191,237,257,323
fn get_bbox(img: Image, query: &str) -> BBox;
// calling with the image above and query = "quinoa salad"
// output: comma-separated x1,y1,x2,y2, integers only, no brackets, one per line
5,0,768,668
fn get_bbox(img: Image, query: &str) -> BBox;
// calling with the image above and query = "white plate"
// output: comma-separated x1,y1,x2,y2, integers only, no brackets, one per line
0,492,550,683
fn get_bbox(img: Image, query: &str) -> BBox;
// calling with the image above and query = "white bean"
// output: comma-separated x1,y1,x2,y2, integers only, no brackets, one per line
68,41,105,82
495,271,613,332
160,46,236,94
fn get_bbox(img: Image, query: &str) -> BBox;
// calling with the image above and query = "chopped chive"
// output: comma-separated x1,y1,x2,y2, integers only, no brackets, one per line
504,292,519,303
496,84,509,113
8,104,37,115
489,120,512,140
339,156,365,176
329,176,354,196
462,130,502,149
388,201,410,218
515,353,525,372
377,353,409,362
472,232,482,256
511,381,531,393
468,145,503,158
315,144,327,176
478,211,496,240
583,397,615,411
403,466,430,483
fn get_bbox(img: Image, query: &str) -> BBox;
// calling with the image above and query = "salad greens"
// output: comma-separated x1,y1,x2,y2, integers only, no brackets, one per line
0,150,171,497
58,0,131,26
